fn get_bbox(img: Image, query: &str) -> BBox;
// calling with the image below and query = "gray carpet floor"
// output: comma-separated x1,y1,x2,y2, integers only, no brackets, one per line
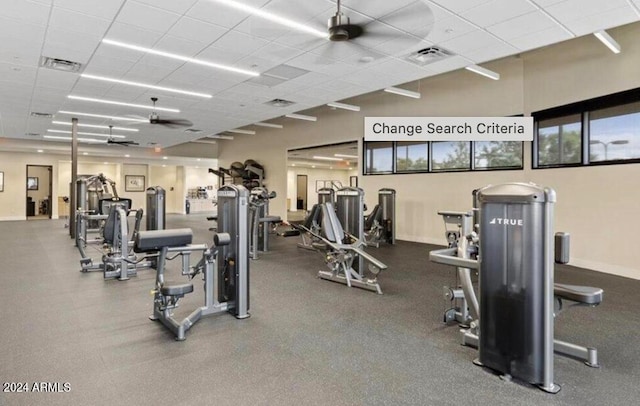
0,214,638,406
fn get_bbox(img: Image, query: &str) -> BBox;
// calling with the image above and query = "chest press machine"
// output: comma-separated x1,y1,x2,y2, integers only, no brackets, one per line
429,183,603,393
135,185,250,341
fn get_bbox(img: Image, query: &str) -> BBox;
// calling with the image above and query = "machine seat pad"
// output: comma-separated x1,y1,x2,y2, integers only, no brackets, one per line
260,215,282,223
135,228,193,252
554,283,603,305
160,283,193,297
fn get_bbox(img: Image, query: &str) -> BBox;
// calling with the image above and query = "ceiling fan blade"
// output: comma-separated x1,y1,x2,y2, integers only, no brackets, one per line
153,118,193,128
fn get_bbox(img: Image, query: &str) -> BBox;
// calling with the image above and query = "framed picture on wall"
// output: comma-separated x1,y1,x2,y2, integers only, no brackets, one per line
125,175,145,192
27,176,38,190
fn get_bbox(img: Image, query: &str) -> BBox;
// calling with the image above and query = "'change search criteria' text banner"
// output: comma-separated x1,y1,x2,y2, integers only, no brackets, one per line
364,117,533,142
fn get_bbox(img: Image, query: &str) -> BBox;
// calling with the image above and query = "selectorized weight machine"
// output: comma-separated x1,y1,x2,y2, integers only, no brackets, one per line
135,184,250,341
430,183,603,393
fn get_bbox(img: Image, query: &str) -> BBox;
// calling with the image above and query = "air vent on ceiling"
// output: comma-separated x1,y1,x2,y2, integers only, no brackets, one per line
184,128,203,133
40,56,83,72
264,98,295,107
406,46,453,66
30,112,53,118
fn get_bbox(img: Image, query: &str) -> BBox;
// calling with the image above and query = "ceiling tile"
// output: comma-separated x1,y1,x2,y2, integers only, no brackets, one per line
84,53,139,76
53,0,125,20
196,44,247,66
43,29,101,64
430,0,493,14
0,62,38,85
36,68,80,91
546,0,630,24
212,31,270,54
424,16,477,44
339,0,417,19
464,41,519,63
115,1,181,33
439,29,497,54
49,7,112,37
487,11,557,40
563,5,639,37
1,0,51,26
153,35,209,57
134,0,199,15
508,25,573,51
167,16,228,44
461,0,536,27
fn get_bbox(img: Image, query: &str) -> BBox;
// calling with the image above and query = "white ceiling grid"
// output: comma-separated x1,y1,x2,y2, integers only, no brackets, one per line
0,0,637,151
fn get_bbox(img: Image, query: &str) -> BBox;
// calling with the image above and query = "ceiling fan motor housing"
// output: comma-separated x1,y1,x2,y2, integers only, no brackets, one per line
328,13,363,41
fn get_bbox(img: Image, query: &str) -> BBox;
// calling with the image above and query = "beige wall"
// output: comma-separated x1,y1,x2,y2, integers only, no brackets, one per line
219,22,640,279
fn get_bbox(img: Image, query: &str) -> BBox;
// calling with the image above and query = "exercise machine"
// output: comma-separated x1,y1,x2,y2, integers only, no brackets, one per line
248,187,281,260
146,186,166,230
137,184,250,341
429,183,603,393
299,187,388,294
364,188,396,247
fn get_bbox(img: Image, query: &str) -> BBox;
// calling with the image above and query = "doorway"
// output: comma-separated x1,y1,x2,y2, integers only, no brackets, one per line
296,174,308,211
26,165,52,220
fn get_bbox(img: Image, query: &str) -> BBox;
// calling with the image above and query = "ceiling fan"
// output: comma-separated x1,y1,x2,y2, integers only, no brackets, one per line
106,125,139,146
327,0,364,42
121,97,193,129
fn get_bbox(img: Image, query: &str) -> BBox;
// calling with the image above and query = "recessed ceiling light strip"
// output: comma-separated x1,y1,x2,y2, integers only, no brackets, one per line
465,64,500,80
204,134,235,140
57,110,148,122
81,74,213,98
254,122,283,129
208,0,328,38
285,113,317,122
327,102,361,112
47,129,126,139
67,95,180,112
383,87,421,99
52,120,139,132
102,39,260,77
334,153,358,159
313,156,343,161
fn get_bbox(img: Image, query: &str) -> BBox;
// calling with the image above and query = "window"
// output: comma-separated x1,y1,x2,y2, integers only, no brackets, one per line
589,101,640,162
396,141,428,172
537,114,582,166
474,141,523,169
431,141,470,171
364,141,393,174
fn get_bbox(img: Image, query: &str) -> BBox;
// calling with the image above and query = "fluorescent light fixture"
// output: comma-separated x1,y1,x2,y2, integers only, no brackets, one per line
205,134,235,140
102,39,260,77
227,129,256,135
254,122,283,129
313,156,343,161
594,30,621,54
43,135,107,143
68,95,180,113
285,113,317,122
57,110,148,122
208,0,327,38
83,152,89,155
37,149,44,153
47,129,125,139
327,102,361,112
125,154,130,158
334,153,358,159
81,73,212,98
383,87,421,99
52,120,138,132
465,65,500,80
163,156,168,160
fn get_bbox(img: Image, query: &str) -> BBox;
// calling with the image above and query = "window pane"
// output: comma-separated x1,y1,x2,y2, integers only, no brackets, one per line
537,114,582,166
474,141,523,169
364,142,393,174
589,101,640,162
396,141,428,171
431,141,470,171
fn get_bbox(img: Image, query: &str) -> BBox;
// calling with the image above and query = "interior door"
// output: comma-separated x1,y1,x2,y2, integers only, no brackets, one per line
296,175,308,211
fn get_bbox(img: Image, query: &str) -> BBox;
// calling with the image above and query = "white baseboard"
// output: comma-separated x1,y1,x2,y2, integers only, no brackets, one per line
0,216,27,221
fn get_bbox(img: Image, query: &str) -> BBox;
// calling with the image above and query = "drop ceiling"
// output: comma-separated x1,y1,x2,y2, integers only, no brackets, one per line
1,0,639,154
